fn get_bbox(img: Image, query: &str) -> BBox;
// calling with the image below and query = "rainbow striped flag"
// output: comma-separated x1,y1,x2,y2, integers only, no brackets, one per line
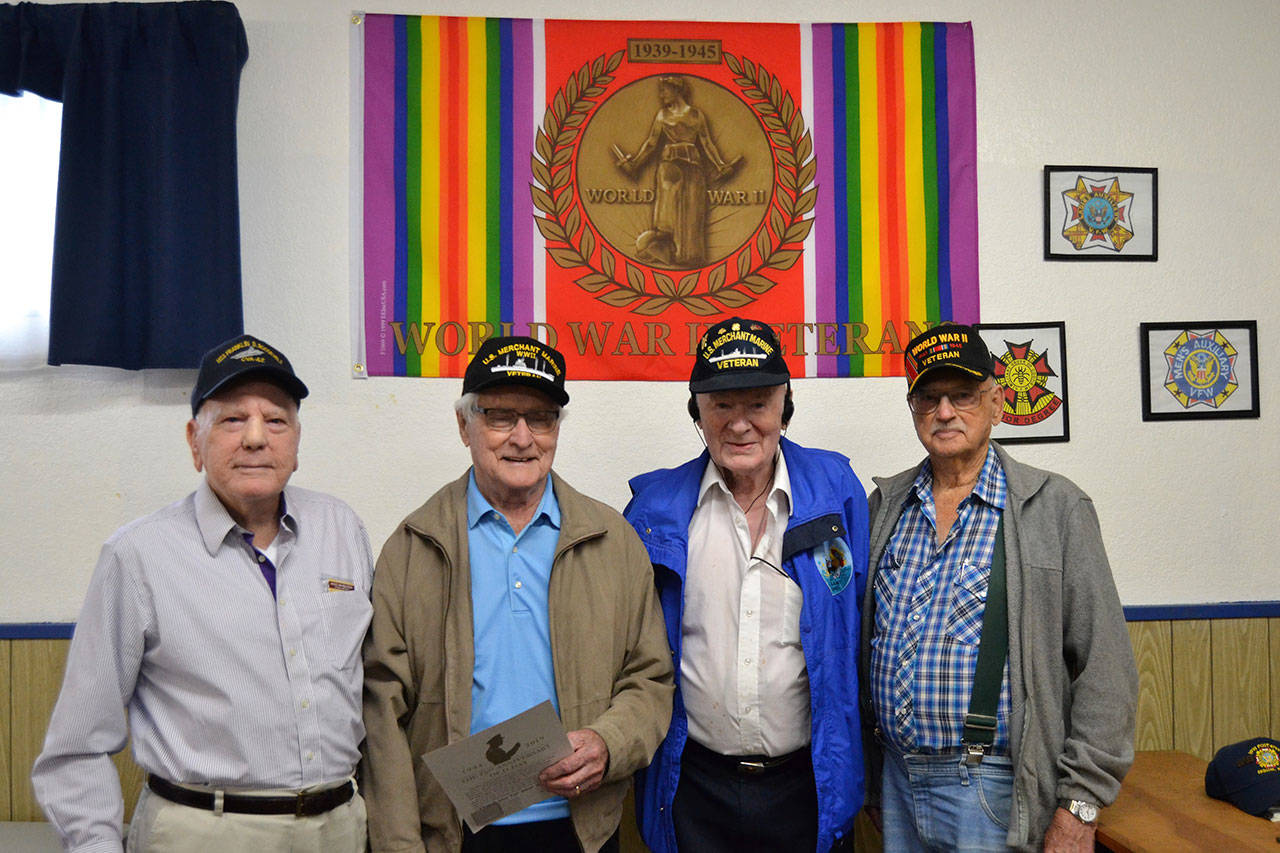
354,16,977,379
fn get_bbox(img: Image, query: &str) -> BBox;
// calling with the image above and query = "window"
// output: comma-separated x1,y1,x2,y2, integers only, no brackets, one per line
1,93,61,368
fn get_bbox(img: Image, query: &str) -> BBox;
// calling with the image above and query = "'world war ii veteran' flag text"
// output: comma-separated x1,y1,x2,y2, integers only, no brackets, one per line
354,15,977,379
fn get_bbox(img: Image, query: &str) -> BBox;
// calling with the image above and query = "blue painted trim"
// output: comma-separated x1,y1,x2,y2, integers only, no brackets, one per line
1123,601,1280,622
3,603,1277,637
0,623,75,639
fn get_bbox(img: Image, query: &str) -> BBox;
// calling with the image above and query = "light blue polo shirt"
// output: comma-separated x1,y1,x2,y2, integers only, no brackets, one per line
466,471,569,824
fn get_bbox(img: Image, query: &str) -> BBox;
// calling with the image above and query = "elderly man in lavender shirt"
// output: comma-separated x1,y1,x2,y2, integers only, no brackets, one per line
33,334,373,853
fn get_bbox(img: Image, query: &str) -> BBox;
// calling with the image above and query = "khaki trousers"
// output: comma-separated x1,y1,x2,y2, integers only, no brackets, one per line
125,783,367,852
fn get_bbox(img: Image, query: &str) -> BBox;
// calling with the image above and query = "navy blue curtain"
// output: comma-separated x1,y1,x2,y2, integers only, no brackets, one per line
0,2,247,369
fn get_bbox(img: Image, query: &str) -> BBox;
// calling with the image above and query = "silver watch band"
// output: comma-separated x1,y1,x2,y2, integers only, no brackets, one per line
1063,798,1099,824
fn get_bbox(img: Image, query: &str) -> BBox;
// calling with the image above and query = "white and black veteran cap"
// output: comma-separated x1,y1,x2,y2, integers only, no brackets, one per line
689,317,789,393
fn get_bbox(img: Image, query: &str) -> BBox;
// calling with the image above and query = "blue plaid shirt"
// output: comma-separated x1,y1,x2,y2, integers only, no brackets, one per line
872,445,1011,754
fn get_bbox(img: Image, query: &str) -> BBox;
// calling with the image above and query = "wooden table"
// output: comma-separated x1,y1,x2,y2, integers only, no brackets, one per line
1097,750,1280,852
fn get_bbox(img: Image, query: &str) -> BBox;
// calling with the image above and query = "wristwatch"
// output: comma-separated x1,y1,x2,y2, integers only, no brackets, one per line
1063,799,1099,824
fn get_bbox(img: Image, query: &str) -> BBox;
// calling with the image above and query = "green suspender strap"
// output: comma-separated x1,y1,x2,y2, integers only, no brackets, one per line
962,514,1007,766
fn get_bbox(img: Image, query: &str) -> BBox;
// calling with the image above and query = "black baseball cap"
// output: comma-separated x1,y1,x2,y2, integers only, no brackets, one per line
462,336,569,406
190,334,309,415
1205,737,1280,817
689,317,789,394
904,323,994,393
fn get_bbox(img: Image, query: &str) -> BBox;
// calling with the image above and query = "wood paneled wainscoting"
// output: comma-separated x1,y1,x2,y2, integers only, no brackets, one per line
1,627,144,823
1125,605,1280,759
5,606,1280,849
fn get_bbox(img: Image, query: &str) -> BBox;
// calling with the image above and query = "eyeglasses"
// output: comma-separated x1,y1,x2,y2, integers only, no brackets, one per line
473,406,560,434
906,384,994,415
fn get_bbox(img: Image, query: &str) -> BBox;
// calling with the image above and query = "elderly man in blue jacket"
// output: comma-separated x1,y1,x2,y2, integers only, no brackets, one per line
625,317,869,852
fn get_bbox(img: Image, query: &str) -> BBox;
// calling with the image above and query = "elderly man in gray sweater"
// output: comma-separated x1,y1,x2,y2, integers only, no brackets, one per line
859,323,1137,852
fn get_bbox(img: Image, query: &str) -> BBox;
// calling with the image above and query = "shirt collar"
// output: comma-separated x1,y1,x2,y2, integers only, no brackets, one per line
970,445,1007,510
907,443,1006,511
697,448,792,515
466,471,561,531
194,479,294,555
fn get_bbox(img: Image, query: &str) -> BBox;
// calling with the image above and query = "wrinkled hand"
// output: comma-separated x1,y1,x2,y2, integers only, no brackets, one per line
538,729,609,799
1042,807,1096,852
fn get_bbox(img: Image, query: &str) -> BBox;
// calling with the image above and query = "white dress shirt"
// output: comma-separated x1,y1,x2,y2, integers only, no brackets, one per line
681,452,811,757
32,480,374,852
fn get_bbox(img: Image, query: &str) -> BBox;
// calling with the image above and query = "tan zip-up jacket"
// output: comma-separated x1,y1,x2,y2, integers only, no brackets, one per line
362,471,674,853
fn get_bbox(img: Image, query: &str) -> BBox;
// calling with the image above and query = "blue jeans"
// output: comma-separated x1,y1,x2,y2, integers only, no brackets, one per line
881,748,1013,852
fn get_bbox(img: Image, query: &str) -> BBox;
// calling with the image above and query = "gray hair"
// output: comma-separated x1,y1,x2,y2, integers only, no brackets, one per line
192,402,219,435
454,391,567,424
454,392,481,424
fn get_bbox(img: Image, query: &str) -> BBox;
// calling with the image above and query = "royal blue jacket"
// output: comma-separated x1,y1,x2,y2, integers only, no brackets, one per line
624,438,869,852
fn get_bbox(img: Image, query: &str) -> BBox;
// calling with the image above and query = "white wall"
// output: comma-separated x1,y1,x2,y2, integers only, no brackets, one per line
3,0,1277,619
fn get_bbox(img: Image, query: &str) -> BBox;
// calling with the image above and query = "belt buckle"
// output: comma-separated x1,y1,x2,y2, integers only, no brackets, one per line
963,744,986,766
295,791,308,818
737,759,768,775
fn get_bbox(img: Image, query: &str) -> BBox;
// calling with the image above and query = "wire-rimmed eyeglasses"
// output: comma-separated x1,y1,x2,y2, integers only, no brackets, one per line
906,384,994,415
473,406,561,434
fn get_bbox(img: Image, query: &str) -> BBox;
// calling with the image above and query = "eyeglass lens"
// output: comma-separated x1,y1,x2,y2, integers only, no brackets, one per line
908,388,985,414
479,407,559,433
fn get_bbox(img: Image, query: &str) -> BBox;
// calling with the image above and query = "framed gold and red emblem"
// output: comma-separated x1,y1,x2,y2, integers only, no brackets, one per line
976,321,1069,443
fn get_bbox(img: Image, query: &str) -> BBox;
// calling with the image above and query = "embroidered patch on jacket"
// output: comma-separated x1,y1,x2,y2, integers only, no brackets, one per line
813,538,852,595
325,578,356,592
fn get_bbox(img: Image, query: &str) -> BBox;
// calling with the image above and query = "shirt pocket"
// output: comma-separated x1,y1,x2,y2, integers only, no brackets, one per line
872,554,903,640
943,561,990,646
319,586,373,671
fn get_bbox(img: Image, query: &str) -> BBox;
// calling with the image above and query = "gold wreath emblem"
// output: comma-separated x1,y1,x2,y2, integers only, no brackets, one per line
530,52,817,316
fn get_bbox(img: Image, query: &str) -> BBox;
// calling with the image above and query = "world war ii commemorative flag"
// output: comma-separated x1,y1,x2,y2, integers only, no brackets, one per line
354,15,977,379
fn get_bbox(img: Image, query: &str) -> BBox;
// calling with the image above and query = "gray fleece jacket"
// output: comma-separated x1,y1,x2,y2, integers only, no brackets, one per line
859,442,1137,850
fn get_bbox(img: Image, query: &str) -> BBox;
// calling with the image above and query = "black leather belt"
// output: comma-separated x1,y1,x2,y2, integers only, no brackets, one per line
147,774,354,817
684,738,809,776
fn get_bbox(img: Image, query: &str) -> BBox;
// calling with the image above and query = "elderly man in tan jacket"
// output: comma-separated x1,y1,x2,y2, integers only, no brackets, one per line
362,336,673,853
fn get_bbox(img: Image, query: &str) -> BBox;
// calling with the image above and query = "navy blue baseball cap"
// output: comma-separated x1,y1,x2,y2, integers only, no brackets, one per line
190,335,309,415
1205,737,1280,817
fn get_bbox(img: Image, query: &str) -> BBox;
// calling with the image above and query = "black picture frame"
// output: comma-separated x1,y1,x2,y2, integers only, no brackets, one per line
976,322,1070,444
1139,321,1259,421
1043,165,1157,261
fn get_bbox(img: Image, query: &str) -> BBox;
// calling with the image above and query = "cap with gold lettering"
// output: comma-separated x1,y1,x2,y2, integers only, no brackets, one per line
904,323,994,392
689,317,789,393
463,336,569,406
1205,737,1280,817
190,334,309,415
